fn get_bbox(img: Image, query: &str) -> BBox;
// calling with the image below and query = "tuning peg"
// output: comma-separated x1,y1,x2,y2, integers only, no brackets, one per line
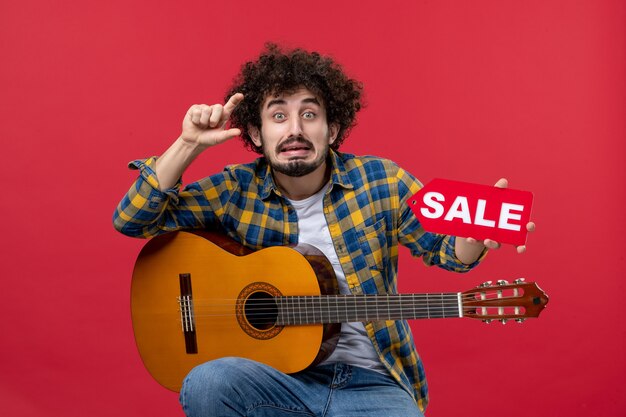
479,281,493,288
497,280,509,286
482,319,493,324
514,278,526,284
500,319,508,324
515,318,526,324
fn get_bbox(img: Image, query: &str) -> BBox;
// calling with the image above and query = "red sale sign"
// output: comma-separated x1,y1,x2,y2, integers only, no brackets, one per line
409,179,534,246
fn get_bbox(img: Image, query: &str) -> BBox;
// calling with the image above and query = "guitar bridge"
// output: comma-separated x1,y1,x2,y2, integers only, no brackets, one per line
178,273,198,354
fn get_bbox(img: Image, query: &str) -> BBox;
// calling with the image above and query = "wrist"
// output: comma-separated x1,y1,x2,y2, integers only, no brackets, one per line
454,237,486,265
178,135,208,156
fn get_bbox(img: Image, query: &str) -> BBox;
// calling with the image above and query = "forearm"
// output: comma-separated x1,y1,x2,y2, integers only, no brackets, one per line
155,137,205,191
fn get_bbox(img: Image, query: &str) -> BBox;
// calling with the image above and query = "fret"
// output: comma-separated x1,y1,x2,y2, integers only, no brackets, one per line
308,296,314,324
276,297,283,326
374,299,380,320
316,296,322,324
401,294,413,320
303,296,308,324
429,293,443,319
363,295,368,321
440,294,450,319
308,296,315,324
306,296,311,324
387,294,391,318
439,294,446,318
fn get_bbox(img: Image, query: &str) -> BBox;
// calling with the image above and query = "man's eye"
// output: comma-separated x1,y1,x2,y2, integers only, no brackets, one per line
302,111,315,119
273,113,286,121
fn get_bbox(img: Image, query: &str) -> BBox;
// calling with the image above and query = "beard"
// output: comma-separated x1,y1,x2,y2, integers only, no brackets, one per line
262,135,330,178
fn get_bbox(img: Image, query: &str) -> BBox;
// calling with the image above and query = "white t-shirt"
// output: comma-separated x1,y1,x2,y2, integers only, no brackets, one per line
287,184,387,374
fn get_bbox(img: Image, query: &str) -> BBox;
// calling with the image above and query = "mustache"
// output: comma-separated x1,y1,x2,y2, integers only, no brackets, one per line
276,136,314,153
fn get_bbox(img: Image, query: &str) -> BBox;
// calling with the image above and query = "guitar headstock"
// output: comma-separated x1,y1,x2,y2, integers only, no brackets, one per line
462,279,549,324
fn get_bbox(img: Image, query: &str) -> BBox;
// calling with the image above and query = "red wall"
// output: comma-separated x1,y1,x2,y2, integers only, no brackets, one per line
1,1,624,416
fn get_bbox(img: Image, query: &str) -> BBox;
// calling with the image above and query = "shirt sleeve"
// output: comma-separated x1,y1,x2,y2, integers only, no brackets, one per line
395,167,487,272
112,157,233,238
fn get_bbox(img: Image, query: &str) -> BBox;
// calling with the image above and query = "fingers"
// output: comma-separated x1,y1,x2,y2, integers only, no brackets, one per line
223,93,244,118
214,93,244,127
514,222,535,254
483,239,501,250
188,104,213,128
186,93,244,130
494,179,535,253
465,237,501,250
209,104,223,128
494,178,508,188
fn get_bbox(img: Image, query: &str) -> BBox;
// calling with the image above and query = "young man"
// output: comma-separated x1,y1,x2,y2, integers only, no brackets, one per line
114,44,533,417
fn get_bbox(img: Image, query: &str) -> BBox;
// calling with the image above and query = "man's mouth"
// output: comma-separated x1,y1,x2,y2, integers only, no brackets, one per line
278,139,313,157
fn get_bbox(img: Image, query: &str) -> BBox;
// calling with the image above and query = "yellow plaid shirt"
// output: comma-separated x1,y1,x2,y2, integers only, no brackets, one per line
113,150,484,411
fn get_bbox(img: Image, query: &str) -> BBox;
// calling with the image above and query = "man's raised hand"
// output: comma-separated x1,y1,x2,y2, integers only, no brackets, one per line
181,93,244,148
464,178,536,254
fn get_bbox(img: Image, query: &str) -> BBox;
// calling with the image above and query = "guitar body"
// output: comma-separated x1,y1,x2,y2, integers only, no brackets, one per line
131,231,340,392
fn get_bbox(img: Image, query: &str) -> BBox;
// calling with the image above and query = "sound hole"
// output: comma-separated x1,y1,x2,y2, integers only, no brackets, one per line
245,291,278,330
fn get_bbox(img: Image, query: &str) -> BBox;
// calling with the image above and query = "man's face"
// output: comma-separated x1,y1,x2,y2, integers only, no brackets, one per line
250,87,338,178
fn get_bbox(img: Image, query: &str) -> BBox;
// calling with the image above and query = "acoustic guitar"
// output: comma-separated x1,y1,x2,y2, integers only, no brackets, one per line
131,231,548,391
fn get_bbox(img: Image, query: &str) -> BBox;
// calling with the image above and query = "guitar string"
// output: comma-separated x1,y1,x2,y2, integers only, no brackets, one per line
186,293,514,306
186,295,465,311
187,300,514,311
180,304,523,319
182,295,514,311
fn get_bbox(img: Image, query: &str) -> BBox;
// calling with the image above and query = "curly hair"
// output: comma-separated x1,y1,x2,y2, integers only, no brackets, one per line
225,43,363,154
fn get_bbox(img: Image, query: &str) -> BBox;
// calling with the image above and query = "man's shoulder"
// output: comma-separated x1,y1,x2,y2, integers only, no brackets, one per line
334,152,421,194
221,157,268,181
337,152,408,177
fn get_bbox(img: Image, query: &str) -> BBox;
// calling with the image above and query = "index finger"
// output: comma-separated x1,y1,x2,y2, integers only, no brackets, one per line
223,93,244,118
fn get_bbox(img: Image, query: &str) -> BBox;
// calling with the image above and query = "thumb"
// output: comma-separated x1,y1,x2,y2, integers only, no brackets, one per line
494,178,508,189
211,128,242,145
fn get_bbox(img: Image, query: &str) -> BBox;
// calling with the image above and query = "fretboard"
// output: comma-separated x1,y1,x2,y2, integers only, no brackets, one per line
276,293,462,325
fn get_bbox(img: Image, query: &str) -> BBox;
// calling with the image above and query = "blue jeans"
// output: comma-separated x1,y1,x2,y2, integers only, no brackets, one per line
179,357,425,417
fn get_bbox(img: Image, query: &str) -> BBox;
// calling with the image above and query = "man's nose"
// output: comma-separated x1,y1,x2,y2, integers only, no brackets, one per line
287,116,303,137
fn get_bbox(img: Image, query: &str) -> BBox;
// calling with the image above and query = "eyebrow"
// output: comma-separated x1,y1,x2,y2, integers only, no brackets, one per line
265,96,321,109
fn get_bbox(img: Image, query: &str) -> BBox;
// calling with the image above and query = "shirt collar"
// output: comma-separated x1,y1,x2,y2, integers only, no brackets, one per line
257,149,354,201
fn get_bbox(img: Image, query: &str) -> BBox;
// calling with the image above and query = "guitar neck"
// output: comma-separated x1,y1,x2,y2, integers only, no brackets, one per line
276,293,462,325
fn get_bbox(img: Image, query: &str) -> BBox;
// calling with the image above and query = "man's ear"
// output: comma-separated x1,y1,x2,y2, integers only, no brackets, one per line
249,125,262,147
329,123,340,145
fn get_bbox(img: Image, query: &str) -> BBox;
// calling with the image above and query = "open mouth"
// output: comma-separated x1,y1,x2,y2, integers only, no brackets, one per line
278,139,313,157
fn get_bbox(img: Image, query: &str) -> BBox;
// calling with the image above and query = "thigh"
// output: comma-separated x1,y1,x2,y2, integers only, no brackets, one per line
179,357,330,417
327,366,424,417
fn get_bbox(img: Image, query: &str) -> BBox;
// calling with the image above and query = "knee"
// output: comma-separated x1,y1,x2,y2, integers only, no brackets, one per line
179,357,257,416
